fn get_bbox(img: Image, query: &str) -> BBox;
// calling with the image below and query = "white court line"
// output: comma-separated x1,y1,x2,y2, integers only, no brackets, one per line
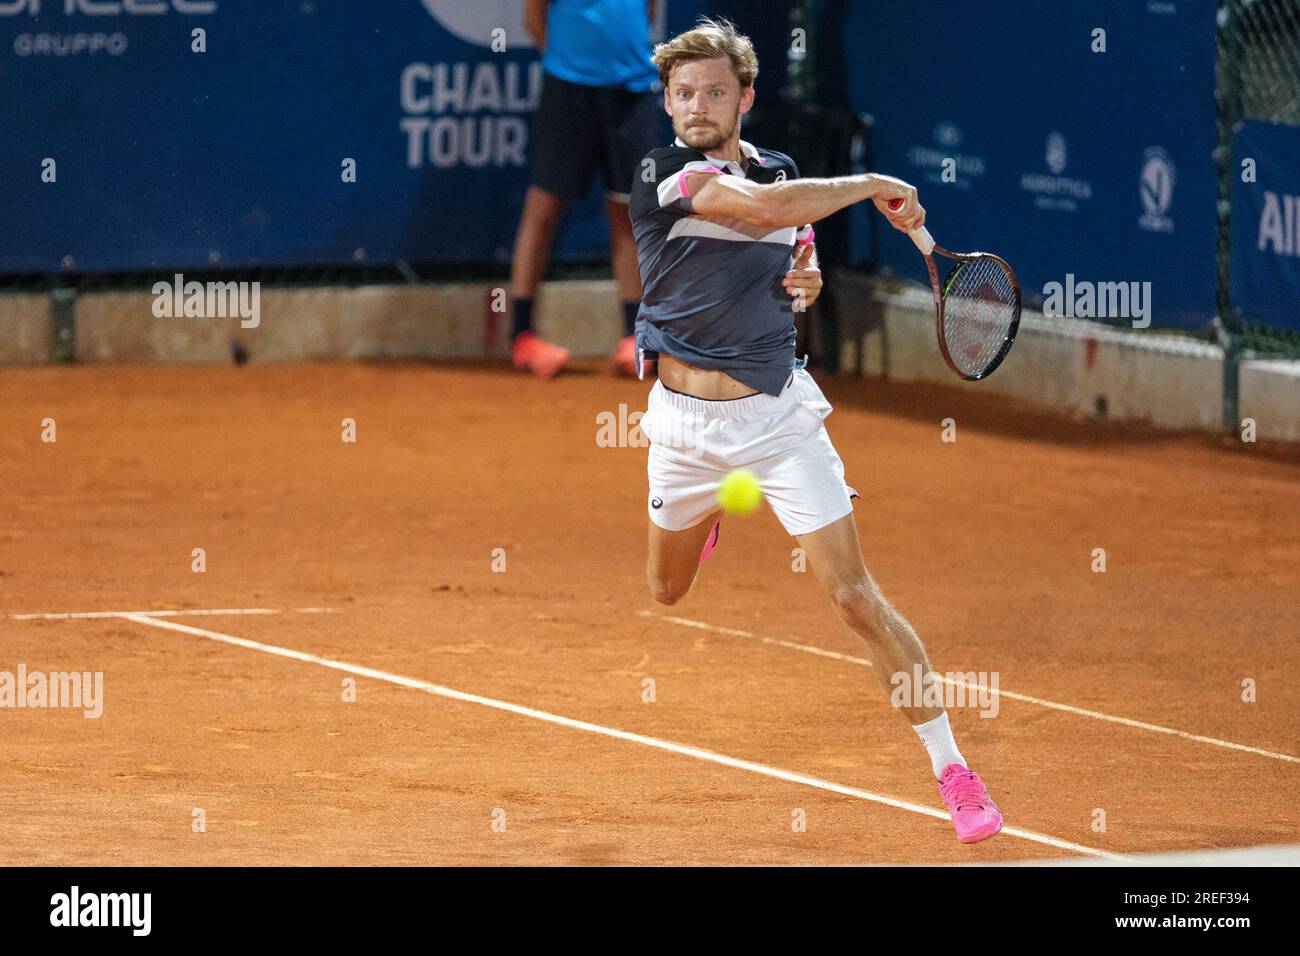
639,610,1300,766
10,607,334,621
115,611,1118,860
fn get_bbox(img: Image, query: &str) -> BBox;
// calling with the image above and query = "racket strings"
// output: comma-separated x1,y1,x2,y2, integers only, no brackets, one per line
942,257,1018,376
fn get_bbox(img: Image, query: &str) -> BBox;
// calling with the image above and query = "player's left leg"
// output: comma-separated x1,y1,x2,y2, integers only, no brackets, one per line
646,512,722,606
641,378,734,604
795,513,1003,843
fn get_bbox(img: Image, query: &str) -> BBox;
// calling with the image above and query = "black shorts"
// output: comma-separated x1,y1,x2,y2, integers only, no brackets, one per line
529,72,664,203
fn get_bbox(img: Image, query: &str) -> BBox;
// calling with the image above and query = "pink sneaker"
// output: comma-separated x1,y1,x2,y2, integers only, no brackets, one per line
698,520,720,564
609,335,638,377
938,763,1003,844
512,331,569,378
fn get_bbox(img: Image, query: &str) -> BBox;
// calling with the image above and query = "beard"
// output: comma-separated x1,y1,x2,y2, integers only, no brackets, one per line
677,111,738,152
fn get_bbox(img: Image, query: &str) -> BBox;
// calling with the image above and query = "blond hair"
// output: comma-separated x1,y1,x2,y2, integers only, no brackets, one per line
652,17,758,90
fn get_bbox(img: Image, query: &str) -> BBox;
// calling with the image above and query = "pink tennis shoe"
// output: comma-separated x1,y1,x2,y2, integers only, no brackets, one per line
698,519,721,564
938,763,1004,844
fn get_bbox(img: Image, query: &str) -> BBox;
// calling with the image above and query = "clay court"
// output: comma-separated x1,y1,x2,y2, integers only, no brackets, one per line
2,360,1297,865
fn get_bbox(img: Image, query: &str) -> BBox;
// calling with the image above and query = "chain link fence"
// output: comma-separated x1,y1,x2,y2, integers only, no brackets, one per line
1216,0,1300,357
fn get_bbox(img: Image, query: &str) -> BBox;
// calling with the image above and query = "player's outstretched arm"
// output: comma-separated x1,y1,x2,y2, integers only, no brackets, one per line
688,171,926,233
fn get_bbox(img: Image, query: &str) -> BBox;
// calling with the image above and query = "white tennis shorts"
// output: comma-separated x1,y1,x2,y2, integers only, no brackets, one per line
641,368,858,536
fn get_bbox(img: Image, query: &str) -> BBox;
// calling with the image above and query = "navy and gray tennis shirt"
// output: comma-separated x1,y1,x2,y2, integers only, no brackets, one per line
630,137,814,396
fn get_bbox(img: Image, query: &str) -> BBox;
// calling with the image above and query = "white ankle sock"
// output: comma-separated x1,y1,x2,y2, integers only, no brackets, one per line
912,712,967,780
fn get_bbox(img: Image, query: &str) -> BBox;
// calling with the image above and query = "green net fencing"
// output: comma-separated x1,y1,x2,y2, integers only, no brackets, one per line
1216,0,1300,358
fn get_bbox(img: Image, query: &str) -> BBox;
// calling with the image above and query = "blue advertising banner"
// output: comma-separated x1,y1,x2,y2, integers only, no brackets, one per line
1231,119,1300,331
838,0,1219,330
0,0,716,272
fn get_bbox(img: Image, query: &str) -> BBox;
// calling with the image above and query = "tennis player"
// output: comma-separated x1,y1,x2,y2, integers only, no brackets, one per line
631,18,1002,844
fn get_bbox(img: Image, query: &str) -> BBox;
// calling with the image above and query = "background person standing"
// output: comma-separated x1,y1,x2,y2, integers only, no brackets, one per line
510,0,664,378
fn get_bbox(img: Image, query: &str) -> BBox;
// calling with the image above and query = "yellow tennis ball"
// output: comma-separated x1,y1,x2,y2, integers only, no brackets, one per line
716,468,763,515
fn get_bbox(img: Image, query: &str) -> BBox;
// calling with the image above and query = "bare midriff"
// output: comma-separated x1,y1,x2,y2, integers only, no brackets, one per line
656,354,761,401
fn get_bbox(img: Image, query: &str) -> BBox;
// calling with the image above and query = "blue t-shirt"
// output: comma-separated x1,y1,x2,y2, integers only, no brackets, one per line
541,0,658,91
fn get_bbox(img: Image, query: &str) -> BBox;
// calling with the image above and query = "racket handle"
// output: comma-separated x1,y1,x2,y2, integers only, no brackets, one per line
907,226,935,255
885,197,935,255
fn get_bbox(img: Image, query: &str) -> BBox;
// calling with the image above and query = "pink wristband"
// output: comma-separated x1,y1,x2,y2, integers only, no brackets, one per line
678,167,722,199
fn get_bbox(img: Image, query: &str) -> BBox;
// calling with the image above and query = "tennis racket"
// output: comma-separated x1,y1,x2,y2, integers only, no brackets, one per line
886,197,1021,381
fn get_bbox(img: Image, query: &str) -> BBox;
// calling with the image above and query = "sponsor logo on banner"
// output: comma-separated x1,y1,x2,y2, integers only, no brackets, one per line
403,0,543,170
0,0,215,11
418,0,666,48
1020,131,1092,212
904,120,986,191
1138,146,1176,233
933,121,962,148
4,0,217,58
1045,131,1067,175
1257,191,1300,257
400,59,541,169
419,0,536,49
